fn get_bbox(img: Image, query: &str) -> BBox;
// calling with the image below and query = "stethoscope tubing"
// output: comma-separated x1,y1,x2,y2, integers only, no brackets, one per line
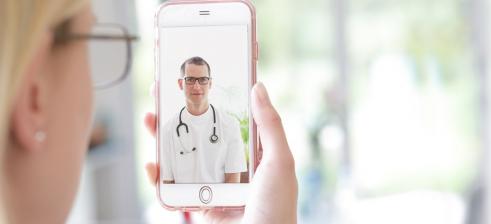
176,104,219,155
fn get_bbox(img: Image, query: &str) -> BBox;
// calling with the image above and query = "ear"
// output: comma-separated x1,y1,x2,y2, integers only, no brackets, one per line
10,32,52,152
178,79,184,90
209,78,212,89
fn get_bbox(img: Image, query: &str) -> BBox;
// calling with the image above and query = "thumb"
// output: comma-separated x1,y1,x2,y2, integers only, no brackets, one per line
251,83,292,163
245,83,298,224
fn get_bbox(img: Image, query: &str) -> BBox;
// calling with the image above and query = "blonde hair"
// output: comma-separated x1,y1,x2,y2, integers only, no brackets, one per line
0,0,89,222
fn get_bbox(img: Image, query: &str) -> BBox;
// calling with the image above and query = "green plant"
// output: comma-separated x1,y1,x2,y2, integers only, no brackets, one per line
231,112,250,162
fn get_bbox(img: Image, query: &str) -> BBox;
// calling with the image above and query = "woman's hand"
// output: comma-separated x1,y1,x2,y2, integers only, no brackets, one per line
144,83,298,224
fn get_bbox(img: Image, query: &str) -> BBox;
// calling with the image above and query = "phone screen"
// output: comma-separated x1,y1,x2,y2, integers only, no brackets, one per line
158,24,251,185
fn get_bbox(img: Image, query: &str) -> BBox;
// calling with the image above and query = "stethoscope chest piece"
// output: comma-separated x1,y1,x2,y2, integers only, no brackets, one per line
210,127,219,144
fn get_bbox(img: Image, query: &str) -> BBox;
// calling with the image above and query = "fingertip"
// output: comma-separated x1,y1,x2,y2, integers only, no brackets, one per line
251,83,280,127
251,83,263,122
143,113,150,124
252,82,271,107
144,112,157,137
145,162,155,169
144,112,155,122
145,163,158,186
251,83,291,161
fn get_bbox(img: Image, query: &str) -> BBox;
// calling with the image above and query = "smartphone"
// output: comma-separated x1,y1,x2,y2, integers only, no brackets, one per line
154,0,258,211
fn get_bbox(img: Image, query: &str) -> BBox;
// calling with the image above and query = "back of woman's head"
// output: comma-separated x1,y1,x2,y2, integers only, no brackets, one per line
0,0,88,222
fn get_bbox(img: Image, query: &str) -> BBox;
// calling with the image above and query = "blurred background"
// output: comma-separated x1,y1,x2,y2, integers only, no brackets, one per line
67,0,491,223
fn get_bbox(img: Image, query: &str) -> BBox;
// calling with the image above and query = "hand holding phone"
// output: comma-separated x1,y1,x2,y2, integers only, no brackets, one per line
145,83,298,223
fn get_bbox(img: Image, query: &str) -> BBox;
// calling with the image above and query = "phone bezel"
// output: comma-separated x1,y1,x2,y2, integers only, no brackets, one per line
154,0,258,211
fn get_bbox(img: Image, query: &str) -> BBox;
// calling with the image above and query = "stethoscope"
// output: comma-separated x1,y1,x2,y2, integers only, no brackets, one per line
176,104,219,155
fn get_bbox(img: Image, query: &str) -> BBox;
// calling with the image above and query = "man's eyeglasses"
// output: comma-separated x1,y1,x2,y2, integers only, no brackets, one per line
182,77,211,85
54,22,139,89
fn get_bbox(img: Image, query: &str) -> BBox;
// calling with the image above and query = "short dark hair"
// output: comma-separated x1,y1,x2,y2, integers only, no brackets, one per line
180,56,211,77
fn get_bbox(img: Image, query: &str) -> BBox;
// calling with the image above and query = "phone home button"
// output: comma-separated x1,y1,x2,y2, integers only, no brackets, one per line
199,186,213,204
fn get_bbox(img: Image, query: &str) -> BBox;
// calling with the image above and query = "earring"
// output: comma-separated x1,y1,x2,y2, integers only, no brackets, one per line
34,131,47,143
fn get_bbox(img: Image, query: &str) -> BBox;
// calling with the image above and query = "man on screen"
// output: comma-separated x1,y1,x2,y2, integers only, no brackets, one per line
161,56,247,184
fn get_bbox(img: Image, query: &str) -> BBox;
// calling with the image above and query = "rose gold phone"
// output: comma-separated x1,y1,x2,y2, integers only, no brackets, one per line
154,0,258,211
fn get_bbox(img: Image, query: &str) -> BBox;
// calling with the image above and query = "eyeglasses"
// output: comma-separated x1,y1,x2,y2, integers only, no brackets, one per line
182,76,211,85
54,22,139,89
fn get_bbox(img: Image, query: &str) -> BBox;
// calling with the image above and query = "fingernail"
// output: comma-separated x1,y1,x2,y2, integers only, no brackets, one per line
254,82,271,105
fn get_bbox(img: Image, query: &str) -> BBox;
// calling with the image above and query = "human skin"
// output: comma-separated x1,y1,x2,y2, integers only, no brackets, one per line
177,63,241,183
2,2,297,223
145,83,298,224
178,63,212,116
4,5,95,224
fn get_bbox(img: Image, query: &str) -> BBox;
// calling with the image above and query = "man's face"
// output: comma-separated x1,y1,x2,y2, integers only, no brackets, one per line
178,63,211,105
